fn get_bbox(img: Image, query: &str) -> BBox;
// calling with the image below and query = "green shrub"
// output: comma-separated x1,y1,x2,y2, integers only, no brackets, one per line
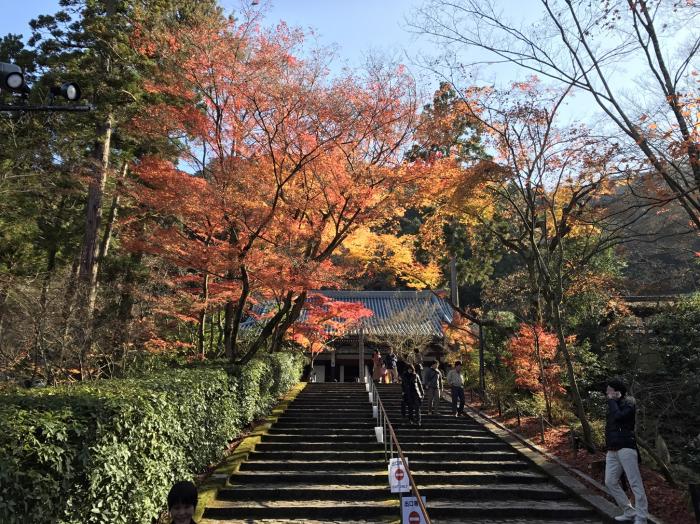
0,353,302,524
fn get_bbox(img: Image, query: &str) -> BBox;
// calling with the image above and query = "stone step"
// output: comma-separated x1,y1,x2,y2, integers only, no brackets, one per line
432,515,607,524
262,427,501,447
401,441,510,451
283,407,371,413
202,500,398,520
255,442,384,451
248,450,386,460
398,460,530,472
403,451,520,461
207,498,593,521
291,398,369,402
272,421,375,429
392,435,499,443
229,470,550,485
254,441,509,451
276,415,374,422
241,459,530,472
393,426,490,435
229,471,386,485
425,499,596,519
239,460,383,471
216,482,571,502
266,427,375,435
199,515,394,524
203,519,601,524
412,471,551,484
251,450,518,461
261,433,376,442
216,485,390,501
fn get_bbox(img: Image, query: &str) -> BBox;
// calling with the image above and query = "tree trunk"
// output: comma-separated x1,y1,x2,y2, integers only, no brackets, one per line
115,251,142,372
97,161,127,266
78,114,114,376
236,291,299,366
57,254,81,378
225,265,250,360
197,274,209,358
223,300,235,359
551,302,596,451
208,308,215,354
0,285,9,353
79,114,114,316
35,246,57,383
270,290,307,353
216,309,224,356
533,328,553,422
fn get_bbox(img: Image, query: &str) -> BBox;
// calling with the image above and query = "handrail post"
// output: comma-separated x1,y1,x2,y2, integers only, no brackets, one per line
372,379,432,524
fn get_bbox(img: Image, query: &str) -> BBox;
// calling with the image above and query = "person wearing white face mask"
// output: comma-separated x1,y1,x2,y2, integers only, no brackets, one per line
604,378,648,524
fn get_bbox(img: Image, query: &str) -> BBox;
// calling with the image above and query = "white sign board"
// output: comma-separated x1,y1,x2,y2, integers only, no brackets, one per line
388,457,410,493
401,496,427,524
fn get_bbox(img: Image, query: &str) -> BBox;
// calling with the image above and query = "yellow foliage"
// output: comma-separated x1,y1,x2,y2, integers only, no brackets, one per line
342,227,441,288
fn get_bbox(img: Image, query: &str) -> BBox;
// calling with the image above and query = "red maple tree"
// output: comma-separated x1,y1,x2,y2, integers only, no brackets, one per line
506,323,564,421
123,10,417,362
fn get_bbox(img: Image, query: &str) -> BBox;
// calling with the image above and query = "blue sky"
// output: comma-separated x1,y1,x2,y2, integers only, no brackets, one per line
2,1,434,75
1,0,517,103
2,0,675,124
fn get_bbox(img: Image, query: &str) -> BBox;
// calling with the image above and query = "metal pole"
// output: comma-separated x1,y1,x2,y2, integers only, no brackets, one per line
383,413,388,459
389,421,394,461
0,104,93,112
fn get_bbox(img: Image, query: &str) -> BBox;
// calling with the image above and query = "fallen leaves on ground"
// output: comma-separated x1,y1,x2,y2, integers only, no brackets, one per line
469,401,696,524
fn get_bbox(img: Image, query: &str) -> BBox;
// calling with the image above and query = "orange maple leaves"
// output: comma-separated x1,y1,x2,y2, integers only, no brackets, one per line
124,10,417,352
506,323,564,397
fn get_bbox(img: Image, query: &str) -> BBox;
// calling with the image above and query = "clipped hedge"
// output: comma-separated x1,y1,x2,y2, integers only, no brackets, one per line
0,353,302,524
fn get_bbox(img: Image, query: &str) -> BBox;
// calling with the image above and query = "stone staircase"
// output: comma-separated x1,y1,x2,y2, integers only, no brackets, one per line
201,382,608,523
201,382,397,523
377,383,606,523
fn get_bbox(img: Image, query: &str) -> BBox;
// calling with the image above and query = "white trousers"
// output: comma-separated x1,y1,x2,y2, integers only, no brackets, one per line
605,448,648,519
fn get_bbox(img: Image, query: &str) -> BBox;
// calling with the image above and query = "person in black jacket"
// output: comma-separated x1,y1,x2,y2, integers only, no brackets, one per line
384,349,399,383
604,378,648,524
401,364,424,427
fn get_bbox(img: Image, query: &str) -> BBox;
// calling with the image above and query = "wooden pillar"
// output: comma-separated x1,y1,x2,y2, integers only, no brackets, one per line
450,255,459,308
358,325,365,381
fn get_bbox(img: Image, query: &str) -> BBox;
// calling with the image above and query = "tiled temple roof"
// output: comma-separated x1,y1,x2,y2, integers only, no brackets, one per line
242,290,455,338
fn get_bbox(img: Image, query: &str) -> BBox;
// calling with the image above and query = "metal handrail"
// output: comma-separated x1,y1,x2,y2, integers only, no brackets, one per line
366,371,432,524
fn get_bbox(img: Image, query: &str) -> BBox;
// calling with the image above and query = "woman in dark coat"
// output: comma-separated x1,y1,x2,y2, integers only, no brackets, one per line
401,364,424,427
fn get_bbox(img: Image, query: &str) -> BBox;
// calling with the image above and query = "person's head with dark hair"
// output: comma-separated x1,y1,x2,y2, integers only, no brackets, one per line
168,480,198,524
606,378,627,399
454,361,462,369
431,360,439,369
406,364,415,373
